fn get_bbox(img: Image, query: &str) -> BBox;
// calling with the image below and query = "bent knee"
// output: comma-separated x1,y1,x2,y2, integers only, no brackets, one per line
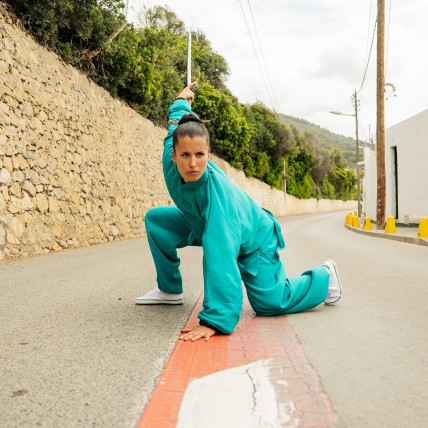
144,206,175,225
145,206,164,220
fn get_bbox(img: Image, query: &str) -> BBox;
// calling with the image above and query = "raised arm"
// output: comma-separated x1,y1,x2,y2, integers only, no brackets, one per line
163,82,198,160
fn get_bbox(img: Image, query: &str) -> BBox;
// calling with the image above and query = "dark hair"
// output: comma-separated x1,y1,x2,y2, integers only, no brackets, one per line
173,114,210,149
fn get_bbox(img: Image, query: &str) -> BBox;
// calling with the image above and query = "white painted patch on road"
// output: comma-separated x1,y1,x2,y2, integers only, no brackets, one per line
177,359,298,428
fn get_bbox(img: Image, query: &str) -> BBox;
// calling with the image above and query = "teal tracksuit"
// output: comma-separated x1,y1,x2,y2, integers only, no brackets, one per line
144,99,329,333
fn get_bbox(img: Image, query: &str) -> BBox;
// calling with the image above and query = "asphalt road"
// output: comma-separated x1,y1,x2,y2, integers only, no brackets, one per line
1,237,204,427
282,212,428,428
1,211,427,427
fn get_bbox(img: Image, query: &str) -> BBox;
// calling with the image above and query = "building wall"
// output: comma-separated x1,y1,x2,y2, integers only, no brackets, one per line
0,9,355,261
363,147,377,220
363,109,428,223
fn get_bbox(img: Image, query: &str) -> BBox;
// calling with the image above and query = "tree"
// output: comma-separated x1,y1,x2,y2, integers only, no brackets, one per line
5,2,356,200
192,32,229,90
328,167,356,200
285,143,314,198
5,0,126,66
141,5,186,36
193,82,252,170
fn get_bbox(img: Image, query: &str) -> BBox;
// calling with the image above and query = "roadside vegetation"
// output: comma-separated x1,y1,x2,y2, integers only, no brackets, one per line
3,0,357,200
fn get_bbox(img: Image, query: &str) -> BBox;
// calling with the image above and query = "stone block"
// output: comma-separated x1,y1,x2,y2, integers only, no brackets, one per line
29,116,43,133
8,197,21,214
0,193,6,214
3,157,13,172
2,37,16,52
21,192,34,211
35,193,49,213
21,101,33,117
0,224,5,245
48,197,60,213
21,228,36,245
14,154,29,169
11,170,25,183
6,230,19,244
22,180,37,197
0,168,11,184
8,216,24,238
2,187,10,202
9,182,22,197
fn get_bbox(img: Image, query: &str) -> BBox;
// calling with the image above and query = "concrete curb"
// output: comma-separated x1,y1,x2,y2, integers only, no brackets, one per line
344,224,428,247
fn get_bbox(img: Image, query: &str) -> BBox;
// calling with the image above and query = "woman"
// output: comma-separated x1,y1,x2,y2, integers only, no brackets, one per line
136,83,342,342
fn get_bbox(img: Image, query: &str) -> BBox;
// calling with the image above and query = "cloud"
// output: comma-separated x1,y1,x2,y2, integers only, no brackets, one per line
128,0,428,138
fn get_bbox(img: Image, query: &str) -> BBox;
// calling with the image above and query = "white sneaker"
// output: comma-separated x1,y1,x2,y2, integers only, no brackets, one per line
322,260,343,305
135,287,184,305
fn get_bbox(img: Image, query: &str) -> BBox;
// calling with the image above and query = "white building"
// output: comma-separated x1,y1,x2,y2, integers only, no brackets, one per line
363,109,428,225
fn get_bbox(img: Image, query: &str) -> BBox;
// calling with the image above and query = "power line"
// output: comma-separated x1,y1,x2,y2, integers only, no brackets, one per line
362,0,374,74
246,0,279,111
357,15,377,95
385,0,392,79
236,0,277,111
236,1,267,97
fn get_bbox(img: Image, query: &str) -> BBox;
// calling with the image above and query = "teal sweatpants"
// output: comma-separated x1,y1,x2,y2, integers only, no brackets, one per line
145,206,329,315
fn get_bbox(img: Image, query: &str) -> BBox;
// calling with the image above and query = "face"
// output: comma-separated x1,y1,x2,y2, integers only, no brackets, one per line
172,135,209,183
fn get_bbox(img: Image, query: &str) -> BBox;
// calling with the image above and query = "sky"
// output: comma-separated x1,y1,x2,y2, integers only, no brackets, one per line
126,1,428,139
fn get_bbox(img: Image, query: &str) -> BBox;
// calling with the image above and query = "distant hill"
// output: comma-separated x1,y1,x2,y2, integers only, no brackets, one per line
276,113,357,168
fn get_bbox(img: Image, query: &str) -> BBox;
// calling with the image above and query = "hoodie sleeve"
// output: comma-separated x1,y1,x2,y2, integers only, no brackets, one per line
197,182,244,334
163,99,193,156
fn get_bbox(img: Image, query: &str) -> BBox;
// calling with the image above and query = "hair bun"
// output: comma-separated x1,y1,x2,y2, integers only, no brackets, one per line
178,114,203,125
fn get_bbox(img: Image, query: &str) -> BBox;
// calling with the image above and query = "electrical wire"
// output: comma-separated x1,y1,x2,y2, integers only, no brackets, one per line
246,0,279,112
362,0,373,76
236,0,268,99
357,9,377,95
385,0,392,80
236,0,277,111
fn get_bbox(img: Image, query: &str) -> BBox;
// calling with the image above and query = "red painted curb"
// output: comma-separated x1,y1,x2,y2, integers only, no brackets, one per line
138,292,340,427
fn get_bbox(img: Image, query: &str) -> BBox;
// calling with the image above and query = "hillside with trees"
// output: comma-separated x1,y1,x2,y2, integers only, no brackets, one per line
276,114,359,168
3,0,357,201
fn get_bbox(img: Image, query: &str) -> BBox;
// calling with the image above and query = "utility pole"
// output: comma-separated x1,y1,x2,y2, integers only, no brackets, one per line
330,93,361,216
352,90,361,217
376,0,386,229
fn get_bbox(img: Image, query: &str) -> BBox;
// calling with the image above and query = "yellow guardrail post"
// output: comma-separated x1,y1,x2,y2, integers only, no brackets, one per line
385,216,397,234
345,212,352,226
362,216,373,231
352,214,360,228
418,217,428,238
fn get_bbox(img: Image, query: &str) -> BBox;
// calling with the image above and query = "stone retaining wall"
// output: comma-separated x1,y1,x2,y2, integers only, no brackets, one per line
0,8,355,261
214,156,357,216
0,9,172,260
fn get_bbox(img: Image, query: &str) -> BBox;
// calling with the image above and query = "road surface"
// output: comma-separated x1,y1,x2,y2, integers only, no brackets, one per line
1,211,427,427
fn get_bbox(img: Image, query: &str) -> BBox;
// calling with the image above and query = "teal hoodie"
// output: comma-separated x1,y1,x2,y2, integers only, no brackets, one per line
163,99,285,333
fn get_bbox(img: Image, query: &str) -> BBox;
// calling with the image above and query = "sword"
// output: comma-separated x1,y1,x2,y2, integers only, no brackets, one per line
187,29,192,86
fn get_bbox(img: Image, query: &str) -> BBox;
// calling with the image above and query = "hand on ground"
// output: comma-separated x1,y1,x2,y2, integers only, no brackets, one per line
180,325,216,342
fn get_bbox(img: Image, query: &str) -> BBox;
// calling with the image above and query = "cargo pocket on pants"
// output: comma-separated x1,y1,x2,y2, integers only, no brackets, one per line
237,251,259,277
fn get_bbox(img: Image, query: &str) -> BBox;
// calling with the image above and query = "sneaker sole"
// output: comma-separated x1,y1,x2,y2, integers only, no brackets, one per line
135,299,184,305
323,260,342,305
325,295,341,305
